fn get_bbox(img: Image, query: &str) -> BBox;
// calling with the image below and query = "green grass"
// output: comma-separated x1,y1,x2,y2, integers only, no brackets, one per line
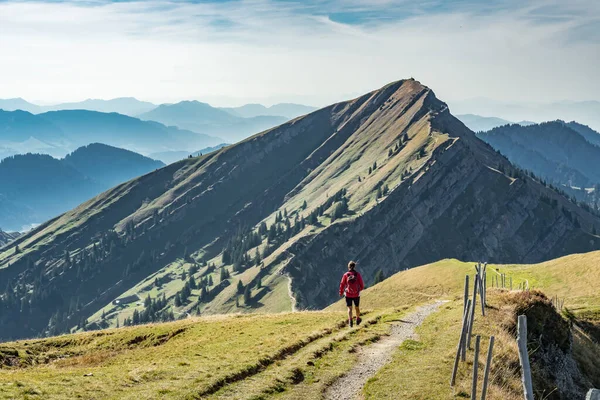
0,312,346,400
3,253,600,399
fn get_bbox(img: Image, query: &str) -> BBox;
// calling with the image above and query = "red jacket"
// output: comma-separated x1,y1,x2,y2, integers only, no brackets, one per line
339,270,364,298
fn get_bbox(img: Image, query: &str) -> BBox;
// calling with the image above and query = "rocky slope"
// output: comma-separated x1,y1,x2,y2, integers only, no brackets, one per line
0,230,19,247
1,79,599,340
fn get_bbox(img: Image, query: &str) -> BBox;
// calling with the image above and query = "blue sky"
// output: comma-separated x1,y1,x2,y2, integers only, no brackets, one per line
0,0,598,106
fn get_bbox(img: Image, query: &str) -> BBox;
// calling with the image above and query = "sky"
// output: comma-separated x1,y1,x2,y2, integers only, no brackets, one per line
0,0,599,107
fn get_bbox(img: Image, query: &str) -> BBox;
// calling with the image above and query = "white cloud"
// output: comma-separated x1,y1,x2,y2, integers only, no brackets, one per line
0,0,598,106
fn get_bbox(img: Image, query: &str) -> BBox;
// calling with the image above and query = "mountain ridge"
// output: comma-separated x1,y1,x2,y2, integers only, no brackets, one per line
0,109,223,157
139,101,288,142
0,144,164,231
1,79,599,341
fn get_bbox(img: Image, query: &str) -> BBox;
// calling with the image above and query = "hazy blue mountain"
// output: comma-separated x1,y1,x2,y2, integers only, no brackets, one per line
566,121,600,148
42,97,157,116
451,98,600,132
0,137,67,161
149,143,228,165
0,98,42,113
0,144,165,231
0,154,99,231
0,230,19,248
139,101,287,142
221,103,316,119
478,121,600,188
64,143,164,187
0,110,66,144
456,114,512,132
0,109,223,156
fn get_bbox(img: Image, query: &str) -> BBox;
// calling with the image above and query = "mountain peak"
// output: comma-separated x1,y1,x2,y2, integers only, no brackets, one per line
2,79,599,341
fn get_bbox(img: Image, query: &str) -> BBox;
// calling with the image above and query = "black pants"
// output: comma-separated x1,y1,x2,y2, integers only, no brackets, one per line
345,297,360,307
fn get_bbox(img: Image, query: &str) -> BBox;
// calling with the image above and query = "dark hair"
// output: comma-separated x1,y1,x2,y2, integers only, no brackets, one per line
348,261,356,270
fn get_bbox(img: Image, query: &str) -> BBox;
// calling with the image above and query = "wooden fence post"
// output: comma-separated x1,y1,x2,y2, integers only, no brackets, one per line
464,275,470,313
510,276,513,291
451,299,472,387
471,335,481,400
517,315,534,400
483,263,487,306
481,336,495,400
467,276,479,351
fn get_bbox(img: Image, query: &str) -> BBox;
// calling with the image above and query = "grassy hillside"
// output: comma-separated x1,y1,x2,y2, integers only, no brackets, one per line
2,253,599,399
3,79,600,342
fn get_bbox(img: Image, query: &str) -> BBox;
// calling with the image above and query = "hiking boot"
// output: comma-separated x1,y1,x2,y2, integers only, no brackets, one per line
349,319,353,327
356,317,362,326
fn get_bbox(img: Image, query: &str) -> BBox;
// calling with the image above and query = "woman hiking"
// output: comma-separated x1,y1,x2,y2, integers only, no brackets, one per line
339,261,364,327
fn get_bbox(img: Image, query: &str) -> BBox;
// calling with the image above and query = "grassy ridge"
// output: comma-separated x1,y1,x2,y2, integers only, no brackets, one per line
0,313,345,399
2,253,599,399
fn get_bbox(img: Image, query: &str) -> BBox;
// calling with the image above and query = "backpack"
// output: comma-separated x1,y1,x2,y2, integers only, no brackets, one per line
347,271,357,282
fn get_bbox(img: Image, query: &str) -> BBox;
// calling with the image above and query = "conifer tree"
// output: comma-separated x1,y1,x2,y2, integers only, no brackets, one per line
373,269,386,284
243,285,251,305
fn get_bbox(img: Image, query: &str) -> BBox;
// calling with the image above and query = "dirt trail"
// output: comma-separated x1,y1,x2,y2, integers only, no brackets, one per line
324,301,445,400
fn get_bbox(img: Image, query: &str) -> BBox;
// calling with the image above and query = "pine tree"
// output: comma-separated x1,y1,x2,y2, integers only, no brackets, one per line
388,148,393,157
14,245,20,254
237,280,244,293
208,275,213,286
243,285,252,305
368,166,372,175
301,200,307,210
373,269,385,284
254,249,261,266
235,297,239,307
256,277,262,289
373,161,377,170
220,267,228,282
174,293,182,307
376,187,382,199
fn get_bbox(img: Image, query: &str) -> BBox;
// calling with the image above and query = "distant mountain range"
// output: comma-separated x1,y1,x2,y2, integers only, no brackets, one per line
0,109,222,158
451,98,600,132
0,97,155,116
0,143,164,231
149,143,229,165
221,103,316,119
0,98,316,145
138,101,289,142
478,120,600,194
456,114,534,132
0,97,316,119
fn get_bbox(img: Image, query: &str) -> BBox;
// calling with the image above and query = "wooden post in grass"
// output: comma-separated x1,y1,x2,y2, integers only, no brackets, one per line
467,276,479,351
471,335,481,400
451,299,472,387
510,276,513,291
464,275,470,313
483,263,487,307
481,336,495,400
517,315,534,400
